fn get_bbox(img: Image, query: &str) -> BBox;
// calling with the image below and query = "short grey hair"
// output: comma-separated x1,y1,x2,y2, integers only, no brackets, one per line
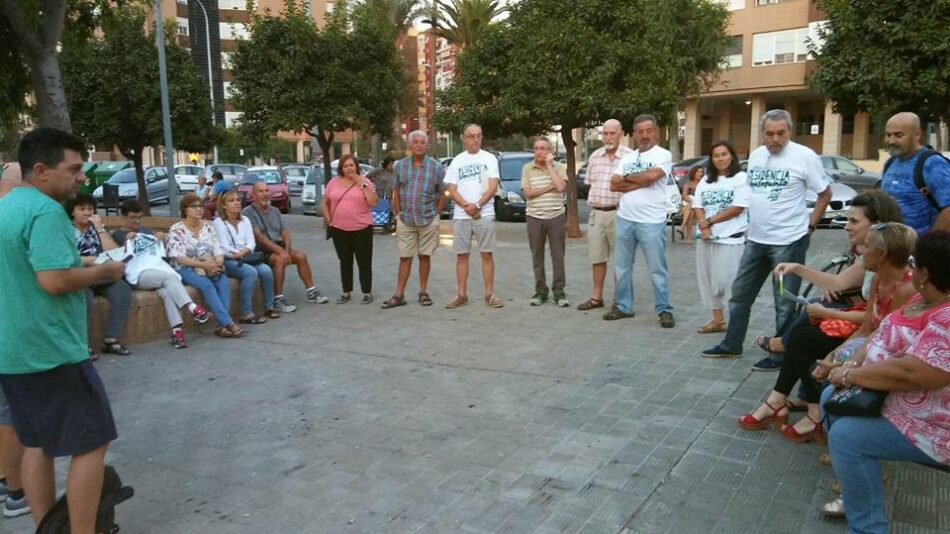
407,130,428,144
760,109,794,131
633,114,658,128
462,123,482,135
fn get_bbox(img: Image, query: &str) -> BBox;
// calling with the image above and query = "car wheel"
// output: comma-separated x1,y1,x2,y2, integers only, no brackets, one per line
495,199,509,222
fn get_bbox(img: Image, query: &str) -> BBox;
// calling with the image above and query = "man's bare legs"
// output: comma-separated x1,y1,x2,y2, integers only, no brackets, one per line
66,444,108,534
591,261,607,301
418,255,431,295
456,253,469,297
0,425,24,491
395,257,413,297
268,256,287,296
481,252,495,297
290,250,313,288
20,447,55,525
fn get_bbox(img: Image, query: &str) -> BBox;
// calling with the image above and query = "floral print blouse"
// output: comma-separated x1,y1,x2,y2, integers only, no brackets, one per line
166,220,224,268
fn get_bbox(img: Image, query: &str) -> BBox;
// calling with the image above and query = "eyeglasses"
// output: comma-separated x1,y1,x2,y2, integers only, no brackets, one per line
126,214,143,221
187,204,202,209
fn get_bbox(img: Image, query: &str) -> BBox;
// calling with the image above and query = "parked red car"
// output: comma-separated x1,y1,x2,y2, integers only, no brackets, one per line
237,166,292,214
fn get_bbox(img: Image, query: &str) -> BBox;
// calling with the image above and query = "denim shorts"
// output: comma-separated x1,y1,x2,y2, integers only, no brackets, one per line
0,360,117,457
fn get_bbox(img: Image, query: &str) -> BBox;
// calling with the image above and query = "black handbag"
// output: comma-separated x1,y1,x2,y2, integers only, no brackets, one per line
241,251,264,266
823,385,887,417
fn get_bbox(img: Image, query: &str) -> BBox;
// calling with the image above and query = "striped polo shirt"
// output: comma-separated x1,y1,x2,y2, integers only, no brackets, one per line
393,155,445,226
521,161,567,219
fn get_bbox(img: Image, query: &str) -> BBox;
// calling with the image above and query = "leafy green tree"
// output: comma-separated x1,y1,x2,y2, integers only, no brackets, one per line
424,0,506,49
61,6,217,214
231,0,401,185
434,0,729,236
809,0,950,126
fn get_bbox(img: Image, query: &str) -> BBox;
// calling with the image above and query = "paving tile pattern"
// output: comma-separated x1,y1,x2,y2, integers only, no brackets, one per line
8,218,948,533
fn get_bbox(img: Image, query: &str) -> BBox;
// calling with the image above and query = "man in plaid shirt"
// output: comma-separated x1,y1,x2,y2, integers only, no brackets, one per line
381,130,446,309
577,119,633,311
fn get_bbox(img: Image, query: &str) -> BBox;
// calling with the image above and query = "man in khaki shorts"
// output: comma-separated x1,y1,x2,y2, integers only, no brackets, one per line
444,124,503,308
381,130,446,308
578,119,633,310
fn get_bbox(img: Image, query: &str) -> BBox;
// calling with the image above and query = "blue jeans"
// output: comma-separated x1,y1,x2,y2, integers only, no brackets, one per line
825,392,941,534
718,235,810,359
178,267,233,327
224,259,275,314
613,218,673,315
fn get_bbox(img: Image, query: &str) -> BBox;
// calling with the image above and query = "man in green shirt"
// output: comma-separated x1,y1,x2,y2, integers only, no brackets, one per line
0,127,126,531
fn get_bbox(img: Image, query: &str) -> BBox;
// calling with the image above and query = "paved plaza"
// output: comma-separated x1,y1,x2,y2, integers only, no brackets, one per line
8,213,949,533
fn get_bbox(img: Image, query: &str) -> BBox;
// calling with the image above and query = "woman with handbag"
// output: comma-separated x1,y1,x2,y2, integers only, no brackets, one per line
738,222,918,443
212,190,279,323
167,193,244,338
819,230,950,534
755,190,904,355
321,154,378,304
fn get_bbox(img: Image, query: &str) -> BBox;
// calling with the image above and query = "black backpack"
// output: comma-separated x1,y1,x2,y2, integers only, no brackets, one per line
881,146,948,211
34,465,134,534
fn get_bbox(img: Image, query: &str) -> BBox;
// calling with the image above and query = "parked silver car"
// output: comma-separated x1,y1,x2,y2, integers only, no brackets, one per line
92,167,172,205
202,163,248,187
282,164,309,196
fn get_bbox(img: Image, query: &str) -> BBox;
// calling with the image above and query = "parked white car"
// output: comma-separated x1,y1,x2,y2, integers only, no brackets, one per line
174,164,204,192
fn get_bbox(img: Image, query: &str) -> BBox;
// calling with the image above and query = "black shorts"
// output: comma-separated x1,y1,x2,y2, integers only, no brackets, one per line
260,240,285,260
0,360,117,457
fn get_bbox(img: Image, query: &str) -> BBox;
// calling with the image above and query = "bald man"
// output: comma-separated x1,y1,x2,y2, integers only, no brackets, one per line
0,162,23,199
881,112,950,233
576,119,633,311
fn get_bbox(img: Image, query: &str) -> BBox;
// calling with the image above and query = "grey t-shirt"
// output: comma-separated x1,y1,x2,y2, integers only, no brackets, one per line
242,204,285,243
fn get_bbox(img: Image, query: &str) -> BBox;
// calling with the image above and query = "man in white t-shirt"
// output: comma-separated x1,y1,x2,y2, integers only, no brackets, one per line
604,114,675,328
443,124,503,309
703,109,832,371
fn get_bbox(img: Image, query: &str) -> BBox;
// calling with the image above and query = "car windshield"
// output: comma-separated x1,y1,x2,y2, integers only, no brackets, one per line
499,156,533,183
107,169,138,184
285,167,307,177
242,171,281,185
213,165,245,176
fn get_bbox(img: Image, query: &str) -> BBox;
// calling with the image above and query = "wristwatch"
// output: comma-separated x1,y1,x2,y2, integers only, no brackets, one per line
474,201,481,210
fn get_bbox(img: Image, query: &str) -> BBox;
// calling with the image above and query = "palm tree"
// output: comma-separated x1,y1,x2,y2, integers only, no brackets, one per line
360,0,423,34
424,0,506,50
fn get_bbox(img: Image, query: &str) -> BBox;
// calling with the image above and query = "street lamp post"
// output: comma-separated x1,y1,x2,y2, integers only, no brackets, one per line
155,0,179,217
193,0,218,164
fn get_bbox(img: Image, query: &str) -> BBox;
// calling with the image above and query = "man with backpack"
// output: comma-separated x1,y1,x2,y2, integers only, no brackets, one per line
881,112,950,234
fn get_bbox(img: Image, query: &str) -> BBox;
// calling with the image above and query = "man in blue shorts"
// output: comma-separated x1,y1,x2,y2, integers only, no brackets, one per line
0,128,127,531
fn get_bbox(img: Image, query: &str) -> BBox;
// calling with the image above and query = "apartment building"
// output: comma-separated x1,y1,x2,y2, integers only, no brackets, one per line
166,0,356,161
682,0,876,160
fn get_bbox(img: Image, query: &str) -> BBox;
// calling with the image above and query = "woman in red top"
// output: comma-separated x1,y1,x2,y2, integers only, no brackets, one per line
321,154,378,304
739,223,918,442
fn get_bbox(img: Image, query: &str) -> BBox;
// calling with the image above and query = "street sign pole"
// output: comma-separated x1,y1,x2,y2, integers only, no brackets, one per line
155,0,179,217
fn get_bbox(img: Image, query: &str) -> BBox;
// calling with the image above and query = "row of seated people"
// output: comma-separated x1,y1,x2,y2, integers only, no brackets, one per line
734,187,948,533
68,190,324,353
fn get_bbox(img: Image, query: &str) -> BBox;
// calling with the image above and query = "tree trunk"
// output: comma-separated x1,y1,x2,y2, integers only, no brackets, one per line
317,128,335,193
668,114,681,162
371,133,381,164
132,148,150,216
561,128,582,238
27,50,72,131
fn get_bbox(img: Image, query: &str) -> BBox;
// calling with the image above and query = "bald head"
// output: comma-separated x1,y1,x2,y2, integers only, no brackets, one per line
251,180,271,208
0,162,23,199
885,112,923,158
602,119,624,152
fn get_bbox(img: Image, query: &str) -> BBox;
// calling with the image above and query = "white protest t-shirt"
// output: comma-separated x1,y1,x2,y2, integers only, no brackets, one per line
444,150,500,220
692,171,751,245
123,233,179,285
614,145,673,224
746,141,829,245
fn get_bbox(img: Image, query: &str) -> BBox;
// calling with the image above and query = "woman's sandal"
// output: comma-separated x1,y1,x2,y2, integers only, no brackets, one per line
215,325,245,338
755,335,785,354
266,308,281,319
738,400,789,430
780,414,826,444
697,321,726,334
786,399,809,412
101,339,131,356
577,298,604,311
239,313,267,324
418,293,433,307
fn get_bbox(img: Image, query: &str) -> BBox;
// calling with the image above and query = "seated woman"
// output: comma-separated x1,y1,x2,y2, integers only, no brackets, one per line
756,190,904,355
822,230,950,534
212,190,279,323
112,199,210,349
739,222,918,442
66,193,133,357
166,193,244,338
